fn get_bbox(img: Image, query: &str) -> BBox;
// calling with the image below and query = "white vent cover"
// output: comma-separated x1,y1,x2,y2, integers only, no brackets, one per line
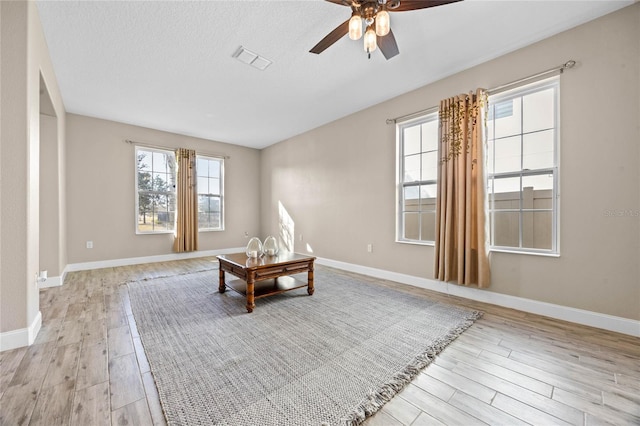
232,46,272,71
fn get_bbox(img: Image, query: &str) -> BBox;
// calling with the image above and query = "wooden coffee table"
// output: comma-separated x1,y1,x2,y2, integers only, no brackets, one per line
217,252,316,313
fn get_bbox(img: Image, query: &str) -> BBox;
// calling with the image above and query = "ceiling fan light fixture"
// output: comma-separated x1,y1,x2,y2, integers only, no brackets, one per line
348,13,363,40
375,9,390,36
364,25,377,53
311,0,460,60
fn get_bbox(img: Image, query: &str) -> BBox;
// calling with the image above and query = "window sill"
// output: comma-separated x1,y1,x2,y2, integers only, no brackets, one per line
199,228,224,233
489,248,560,257
136,230,174,235
396,239,435,247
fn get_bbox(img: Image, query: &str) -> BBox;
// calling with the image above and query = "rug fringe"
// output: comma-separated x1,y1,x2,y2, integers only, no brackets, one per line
120,266,217,285
342,310,483,426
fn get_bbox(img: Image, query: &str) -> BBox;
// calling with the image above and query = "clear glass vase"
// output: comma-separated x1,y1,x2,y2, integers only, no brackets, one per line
263,235,279,256
245,237,263,258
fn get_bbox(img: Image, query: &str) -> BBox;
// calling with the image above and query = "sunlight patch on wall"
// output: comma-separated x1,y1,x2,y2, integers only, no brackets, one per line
278,201,294,253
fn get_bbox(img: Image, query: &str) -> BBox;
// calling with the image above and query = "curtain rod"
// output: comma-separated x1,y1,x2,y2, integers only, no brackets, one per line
124,139,230,159
386,60,576,125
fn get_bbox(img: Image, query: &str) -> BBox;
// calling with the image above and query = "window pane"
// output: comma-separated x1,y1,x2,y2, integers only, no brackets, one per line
523,211,552,249
209,160,221,176
153,173,169,191
200,196,220,214
421,151,438,181
490,177,521,210
493,136,521,173
210,197,220,213
197,158,209,175
152,151,167,172
420,184,437,203
493,98,522,139
138,171,152,190
523,88,555,133
403,126,420,155
523,130,554,170
209,178,220,196
522,174,553,192
198,195,221,229
404,154,420,182
403,187,419,212
199,195,210,212
492,211,519,248
137,152,151,172
403,212,419,240
421,120,438,152
533,194,552,210
138,193,154,232
198,195,222,229
197,177,209,193
200,213,217,229
421,212,436,241
488,98,514,121
522,174,553,210
151,194,174,232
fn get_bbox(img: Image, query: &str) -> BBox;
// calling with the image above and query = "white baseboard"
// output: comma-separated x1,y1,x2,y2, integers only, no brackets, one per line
39,274,64,289
65,247,245,272
316,257,640,338
0,311,42,352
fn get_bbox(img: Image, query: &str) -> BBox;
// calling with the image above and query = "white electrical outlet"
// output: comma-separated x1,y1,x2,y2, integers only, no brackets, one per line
299,234,303,242
367,244,373,253
86,240,93,249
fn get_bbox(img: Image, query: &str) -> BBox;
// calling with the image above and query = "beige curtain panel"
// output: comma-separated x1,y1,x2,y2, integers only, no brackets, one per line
173,148,199,253
434,89,490,288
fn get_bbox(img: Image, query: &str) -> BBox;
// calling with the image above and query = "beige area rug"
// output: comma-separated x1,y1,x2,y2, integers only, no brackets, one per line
128,265,482,425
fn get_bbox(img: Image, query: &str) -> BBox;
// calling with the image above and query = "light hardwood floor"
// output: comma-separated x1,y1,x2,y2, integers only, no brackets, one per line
1,258,638,425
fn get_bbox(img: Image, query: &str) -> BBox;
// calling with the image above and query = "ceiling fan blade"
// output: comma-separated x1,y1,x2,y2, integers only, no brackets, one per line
378,29,399,60
324,0,353,6
390,0,462,12
310,19,350,54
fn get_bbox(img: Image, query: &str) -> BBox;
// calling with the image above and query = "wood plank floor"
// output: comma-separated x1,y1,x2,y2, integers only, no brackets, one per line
1,258,638,425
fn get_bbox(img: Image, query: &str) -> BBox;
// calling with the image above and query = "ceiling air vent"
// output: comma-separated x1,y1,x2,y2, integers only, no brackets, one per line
232,46,272,71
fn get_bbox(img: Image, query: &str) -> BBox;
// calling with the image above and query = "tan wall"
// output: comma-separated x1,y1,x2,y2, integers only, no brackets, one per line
1,2,66,334
260,4,640,320
40,114,60,276
65,114,261,264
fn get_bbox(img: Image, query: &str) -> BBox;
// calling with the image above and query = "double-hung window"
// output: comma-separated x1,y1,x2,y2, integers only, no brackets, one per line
486,76,559,254
196,156,224,231
397,111,439,244
136,147,176,233
396,77,560,254
135,148,225,233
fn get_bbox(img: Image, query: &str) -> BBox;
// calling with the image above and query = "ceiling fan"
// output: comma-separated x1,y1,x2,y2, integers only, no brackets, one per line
310,0,462,60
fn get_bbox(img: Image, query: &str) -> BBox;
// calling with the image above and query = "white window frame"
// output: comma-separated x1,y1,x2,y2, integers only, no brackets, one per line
196,155,225,232
135,146,176,234
487,76,560,256
396,109,439,245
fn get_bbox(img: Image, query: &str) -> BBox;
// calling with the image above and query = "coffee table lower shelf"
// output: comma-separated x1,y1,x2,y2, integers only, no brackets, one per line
224,275,308,299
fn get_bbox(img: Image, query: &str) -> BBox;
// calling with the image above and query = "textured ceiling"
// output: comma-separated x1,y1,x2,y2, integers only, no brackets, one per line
36,0,633,149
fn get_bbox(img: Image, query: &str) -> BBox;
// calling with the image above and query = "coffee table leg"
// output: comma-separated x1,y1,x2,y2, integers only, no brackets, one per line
218,267,226,293
246,277,255,313
307,262,315,295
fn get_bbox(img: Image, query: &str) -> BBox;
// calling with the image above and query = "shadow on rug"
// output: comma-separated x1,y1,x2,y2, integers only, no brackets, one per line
128,265,482,425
